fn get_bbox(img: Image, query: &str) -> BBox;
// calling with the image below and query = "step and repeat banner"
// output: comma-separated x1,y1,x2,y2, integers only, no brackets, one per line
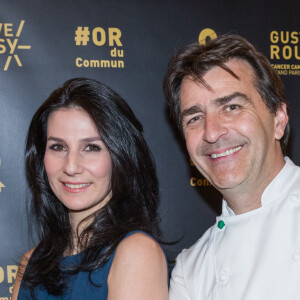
0,0,299,298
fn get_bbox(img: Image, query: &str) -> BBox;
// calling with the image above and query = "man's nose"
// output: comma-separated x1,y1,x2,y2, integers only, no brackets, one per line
202,113,228,143
63,151,83,176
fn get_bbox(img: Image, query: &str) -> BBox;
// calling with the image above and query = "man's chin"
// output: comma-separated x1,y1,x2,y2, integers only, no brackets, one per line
209,176,244,191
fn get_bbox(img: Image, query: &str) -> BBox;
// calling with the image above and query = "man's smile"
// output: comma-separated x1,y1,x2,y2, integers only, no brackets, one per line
210,145,242,159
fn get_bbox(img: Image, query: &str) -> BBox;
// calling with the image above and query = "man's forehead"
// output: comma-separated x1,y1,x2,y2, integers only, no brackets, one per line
185,58,254,82
180,60,256,95
182,76,240,91
179,62,262,116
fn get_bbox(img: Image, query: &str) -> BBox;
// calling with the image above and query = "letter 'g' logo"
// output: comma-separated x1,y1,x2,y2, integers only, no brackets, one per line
198,28,217,45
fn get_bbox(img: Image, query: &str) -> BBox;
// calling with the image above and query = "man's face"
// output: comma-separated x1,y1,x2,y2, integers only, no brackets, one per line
180,59,287,196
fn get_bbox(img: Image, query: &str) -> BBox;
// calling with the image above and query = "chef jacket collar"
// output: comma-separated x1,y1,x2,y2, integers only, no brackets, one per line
221,157,293,217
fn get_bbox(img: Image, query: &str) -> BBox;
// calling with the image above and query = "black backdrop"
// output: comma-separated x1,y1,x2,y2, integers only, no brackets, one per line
0,0,299,298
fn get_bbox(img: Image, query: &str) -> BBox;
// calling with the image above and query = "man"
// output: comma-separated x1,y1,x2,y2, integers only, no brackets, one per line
164,34,300,299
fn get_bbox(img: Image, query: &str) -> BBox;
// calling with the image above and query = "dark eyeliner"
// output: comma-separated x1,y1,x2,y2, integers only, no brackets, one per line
85,144,101,151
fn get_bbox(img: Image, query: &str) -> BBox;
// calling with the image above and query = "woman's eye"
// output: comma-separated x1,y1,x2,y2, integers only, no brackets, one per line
85,144,101,152
49,144,65,151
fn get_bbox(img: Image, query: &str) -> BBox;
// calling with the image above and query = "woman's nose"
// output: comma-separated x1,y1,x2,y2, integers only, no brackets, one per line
63,151,84,176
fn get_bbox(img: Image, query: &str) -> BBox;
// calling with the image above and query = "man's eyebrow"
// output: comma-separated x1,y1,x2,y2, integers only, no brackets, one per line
181,105,204,120
213,92,252,106
180,92,252,121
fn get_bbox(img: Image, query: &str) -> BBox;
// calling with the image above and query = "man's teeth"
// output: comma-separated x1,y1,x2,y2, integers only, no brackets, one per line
211,146,242,159
64,183,91,188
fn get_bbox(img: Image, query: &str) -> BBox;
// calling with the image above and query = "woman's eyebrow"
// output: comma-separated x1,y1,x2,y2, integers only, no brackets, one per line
47,137,102,142
81,137,102,143
47,137,64,142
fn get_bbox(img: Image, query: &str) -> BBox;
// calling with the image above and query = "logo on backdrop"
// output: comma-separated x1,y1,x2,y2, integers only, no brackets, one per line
0,20,31,71
0,264,18,297
270,31,300,76
198,28,217,45
189,158,212,188
0,158,5,192
74,26,124,69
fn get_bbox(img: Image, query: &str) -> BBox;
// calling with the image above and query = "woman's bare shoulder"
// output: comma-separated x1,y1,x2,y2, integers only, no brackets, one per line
11,248,35,300
22,248,35,262
108,232,168,300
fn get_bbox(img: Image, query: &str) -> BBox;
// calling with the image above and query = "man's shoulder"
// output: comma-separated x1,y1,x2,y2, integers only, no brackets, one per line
178,224,216,266
284,157,300,174
267,157,300,200
171,224,216,296
281,157,300,189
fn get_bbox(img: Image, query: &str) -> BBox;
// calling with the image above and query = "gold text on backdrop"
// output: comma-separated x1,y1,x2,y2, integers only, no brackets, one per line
0,20,31,71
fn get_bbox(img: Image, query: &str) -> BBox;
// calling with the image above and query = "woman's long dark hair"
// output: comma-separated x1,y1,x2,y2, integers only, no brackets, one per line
23,78,160,296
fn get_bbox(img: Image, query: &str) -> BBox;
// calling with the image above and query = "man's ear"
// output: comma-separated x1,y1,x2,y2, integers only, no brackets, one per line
274,103,289,140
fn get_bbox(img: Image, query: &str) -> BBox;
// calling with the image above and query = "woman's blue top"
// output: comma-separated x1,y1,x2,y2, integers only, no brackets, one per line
18,231,166,299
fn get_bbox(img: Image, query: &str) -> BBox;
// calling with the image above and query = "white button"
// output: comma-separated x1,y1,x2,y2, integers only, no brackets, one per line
290,194,299,203
219,271,230,285
220,274,227,281
292,253,300,261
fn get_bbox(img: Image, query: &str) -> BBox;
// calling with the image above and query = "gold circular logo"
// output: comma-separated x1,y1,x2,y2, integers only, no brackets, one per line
199,28,217,45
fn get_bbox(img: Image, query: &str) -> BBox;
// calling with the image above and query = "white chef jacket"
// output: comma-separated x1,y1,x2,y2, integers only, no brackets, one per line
169,157,300,300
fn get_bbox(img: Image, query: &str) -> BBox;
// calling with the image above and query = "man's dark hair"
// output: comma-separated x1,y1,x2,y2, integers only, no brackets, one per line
163,33,290,153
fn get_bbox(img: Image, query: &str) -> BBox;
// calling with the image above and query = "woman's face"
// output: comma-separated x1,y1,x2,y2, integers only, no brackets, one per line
44,107,112,221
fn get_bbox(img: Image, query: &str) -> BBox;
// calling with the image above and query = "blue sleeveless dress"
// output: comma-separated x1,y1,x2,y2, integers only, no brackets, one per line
18,231,165,299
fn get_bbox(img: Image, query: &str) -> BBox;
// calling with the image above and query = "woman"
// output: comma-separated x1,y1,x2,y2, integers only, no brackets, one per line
12,78,168,299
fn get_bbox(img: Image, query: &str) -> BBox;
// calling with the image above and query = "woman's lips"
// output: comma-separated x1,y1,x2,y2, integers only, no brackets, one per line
61,182,92,193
